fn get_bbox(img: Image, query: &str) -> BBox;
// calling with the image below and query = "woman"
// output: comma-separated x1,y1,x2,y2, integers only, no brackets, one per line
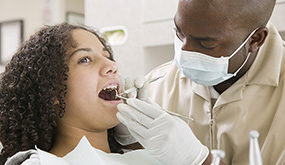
0,23,162,164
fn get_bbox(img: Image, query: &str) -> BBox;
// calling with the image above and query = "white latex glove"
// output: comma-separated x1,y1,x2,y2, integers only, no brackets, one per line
114,122,138,145
120,75,148,101
114,75,148,145
117,98,209,165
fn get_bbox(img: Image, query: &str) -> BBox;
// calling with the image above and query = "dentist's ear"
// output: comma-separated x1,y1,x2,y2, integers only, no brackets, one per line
249,27,268,53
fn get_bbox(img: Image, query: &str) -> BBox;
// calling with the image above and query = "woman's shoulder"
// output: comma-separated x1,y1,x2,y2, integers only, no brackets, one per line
5,148,70,165
5,149,40,165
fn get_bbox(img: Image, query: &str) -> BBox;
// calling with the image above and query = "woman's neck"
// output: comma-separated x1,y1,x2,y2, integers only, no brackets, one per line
49,122,110,157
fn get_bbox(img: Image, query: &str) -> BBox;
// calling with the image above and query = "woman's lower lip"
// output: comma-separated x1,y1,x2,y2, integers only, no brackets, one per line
100,98,124,104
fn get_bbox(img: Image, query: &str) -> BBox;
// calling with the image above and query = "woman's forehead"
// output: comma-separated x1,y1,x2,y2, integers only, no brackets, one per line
68,29,104,53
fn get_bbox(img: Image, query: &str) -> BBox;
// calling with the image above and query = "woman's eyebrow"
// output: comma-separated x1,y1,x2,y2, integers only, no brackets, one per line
69,48,92,59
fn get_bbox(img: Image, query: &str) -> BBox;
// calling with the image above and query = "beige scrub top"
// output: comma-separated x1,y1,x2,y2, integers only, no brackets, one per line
146,22,285,165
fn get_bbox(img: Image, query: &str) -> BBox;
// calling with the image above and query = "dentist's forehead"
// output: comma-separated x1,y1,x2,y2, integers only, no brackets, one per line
178,0,276,30
175,0,232,39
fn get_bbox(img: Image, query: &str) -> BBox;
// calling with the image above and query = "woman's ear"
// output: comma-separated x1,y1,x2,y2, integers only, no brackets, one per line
249,27,268,53
53,97,61,118
54,97,59,105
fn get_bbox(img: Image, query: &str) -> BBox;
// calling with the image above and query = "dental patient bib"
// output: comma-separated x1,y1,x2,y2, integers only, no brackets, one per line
36,136,163,165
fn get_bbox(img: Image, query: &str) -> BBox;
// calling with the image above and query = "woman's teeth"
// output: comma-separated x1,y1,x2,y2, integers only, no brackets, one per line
103,84,118,91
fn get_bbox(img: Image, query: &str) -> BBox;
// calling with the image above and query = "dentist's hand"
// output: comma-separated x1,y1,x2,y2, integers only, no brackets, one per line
117,98,209,165
114,75,148,145
119,75,149,100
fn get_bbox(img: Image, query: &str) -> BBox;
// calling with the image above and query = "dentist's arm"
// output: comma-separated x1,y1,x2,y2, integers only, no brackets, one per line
117,98,209,165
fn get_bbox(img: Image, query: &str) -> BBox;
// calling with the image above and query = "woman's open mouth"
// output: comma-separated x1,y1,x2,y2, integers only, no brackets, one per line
98,84,120,101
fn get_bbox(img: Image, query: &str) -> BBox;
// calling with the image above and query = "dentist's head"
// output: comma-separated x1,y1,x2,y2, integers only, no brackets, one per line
174,0,276,92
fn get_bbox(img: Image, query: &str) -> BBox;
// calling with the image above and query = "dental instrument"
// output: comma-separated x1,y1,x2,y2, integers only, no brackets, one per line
249,130,262,165
116,73,194,121
119,74,167,97
211,150,225,165
116,91,194,122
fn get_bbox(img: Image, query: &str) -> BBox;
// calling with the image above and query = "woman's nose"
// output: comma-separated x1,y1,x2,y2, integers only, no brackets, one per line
100,58,118,77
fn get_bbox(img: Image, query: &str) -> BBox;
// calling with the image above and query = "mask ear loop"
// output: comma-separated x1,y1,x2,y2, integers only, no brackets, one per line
232,52,251,76
227,28,259,59
228,28,259,76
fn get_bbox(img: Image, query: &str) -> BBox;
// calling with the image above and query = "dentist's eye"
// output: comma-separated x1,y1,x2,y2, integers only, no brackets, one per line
78,56,92,64
200,44,215,50
200,42,216,50
173,28,184,40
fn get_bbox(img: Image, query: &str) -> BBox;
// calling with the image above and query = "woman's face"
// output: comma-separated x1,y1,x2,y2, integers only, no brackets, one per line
61,29,123,131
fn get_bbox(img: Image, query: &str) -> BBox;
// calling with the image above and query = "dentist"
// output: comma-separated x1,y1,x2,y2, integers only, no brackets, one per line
116,0,285,164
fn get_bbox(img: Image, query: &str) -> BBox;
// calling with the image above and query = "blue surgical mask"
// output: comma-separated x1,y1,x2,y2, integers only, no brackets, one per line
174,29,257,86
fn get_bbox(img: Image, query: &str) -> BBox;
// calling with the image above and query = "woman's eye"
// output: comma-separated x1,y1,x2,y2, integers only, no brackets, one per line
106,56,114,61
78,56,91,64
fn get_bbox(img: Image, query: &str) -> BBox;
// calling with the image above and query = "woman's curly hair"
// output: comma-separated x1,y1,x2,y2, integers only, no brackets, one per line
0,22,121,163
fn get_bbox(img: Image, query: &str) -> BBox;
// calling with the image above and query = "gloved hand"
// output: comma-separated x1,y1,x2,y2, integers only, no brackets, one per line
119,75,148,100
114,123,138,145
114,75,149,145
117,98,209,165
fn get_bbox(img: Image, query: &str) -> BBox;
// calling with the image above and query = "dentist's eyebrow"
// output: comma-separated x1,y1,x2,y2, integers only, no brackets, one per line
173,18,218,42
189,35,218,42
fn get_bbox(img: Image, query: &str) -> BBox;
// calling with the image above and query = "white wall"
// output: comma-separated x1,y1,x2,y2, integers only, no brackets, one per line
0,0,84,73
0,0,43,40
270,0,285,39
0,0,77,41
85,0,143,77
0,0,42,72
85,0,178,77
67,0,84,14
